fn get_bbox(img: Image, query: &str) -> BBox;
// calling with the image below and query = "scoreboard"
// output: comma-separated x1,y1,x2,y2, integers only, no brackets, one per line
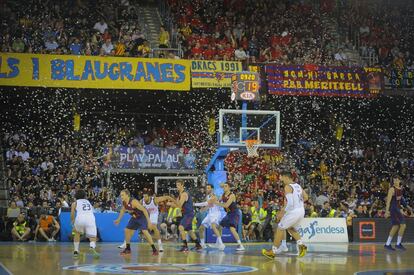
231,71,260,101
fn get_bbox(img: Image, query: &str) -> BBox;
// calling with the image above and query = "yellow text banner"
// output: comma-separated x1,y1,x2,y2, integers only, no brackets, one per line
0,53,191,91
191,60,242,88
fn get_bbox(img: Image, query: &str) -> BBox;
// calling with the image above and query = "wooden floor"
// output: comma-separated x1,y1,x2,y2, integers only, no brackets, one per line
0,242,414,275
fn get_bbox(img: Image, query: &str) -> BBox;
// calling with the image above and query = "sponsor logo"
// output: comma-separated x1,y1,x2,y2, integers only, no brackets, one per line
63,264,257,274
298,221,345,240
240,92,256,100
359,221,376,240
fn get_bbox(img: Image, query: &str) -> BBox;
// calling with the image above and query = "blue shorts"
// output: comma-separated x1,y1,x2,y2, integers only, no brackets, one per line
126,216,148,231
390,209,405,225
220,211,239,228
180,213,194,231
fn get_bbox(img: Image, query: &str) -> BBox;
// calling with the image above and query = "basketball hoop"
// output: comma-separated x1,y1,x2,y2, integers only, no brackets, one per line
245,139,261,157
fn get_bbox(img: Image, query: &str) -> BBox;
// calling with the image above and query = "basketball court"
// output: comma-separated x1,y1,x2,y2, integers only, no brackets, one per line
1,242,413,274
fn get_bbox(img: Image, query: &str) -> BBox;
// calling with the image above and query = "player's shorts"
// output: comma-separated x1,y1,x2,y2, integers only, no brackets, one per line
150,214,159,226
390,209,406,225
201,213,222,228
180,213,194,231
126,216,148,231
278,208,305,230
220,211,239,228
74,215,97,237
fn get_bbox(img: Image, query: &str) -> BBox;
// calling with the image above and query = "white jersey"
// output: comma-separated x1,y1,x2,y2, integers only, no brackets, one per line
142,197,159,224
75,199,94,217
74,199,96,237
206,194,223,216
278,183,305,230
201,194,225,228
286,183,305,212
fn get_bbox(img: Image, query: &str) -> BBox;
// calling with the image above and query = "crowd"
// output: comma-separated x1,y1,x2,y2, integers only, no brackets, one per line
2,0,414,243
0,112,215,241
168,0,341,65
0,0,156,57
2,94,414,242
2,0,414,70
341,0,414,69
220,95,414,240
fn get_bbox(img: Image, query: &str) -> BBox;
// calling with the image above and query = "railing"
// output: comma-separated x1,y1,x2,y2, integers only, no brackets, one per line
0,141,8,207
151,47,183,58
361,52,379,67
157,0,179,48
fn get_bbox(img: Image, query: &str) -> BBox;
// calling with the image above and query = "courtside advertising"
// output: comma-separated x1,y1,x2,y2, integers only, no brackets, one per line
297,218,348,243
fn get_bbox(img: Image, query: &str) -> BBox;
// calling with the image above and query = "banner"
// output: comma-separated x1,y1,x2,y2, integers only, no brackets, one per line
265,65,382,97
191,60,242,88
60,211,140,242
103,145,196,170
353,218,414,242
0,53,191,90
384,67,414,89
297,218,349,243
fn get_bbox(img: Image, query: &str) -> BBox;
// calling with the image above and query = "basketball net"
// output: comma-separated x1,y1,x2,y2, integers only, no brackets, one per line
245,139,261,157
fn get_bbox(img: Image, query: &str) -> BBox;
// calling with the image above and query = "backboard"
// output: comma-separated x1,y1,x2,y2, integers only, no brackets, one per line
218,109,281,148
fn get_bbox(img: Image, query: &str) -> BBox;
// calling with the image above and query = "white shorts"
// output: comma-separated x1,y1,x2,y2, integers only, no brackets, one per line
201,213,222,228
74,215,97,238
278,208,305,230
150,214,159,226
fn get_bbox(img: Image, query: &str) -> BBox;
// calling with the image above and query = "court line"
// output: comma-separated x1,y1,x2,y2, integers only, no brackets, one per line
0,263,12,275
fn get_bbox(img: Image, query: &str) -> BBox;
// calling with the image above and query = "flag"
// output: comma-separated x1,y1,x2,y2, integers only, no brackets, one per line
336,124,343,141
208,117,216,135
74,113,80,131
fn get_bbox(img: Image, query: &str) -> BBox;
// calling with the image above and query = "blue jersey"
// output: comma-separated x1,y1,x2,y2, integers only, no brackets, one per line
222,192,238,213
390,187,403,211
181,191,193,215
123,198,144,219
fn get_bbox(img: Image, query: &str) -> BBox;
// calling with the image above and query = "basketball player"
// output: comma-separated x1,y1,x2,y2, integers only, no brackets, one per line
194,184,225,249
118,191,169,252
212,182,245,251
166,180,202,252
71,189,99,258
384,175,407,251
262,171,308,258
114,189,158,256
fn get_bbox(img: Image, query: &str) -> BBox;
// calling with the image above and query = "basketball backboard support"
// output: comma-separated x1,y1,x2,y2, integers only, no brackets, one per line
218,109,281,148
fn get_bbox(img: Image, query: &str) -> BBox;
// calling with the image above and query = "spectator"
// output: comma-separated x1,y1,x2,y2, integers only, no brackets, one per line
11,214,31,241
7,201,20,219
44,38,59,52
34,210,60,242
101,39,114,55
93,20,108,34
11,37,25,53
241,204,252,241
248,201,267,240
159,26,170,48
17,145,30,161
234,46,248,61
355,204,369,218
320,201,331,217
137,40,151,57
315,191,329,207
334,48,348,63
69,38,82,55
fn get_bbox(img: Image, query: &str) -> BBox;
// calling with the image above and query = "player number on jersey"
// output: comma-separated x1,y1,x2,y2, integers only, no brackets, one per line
82,203,91,211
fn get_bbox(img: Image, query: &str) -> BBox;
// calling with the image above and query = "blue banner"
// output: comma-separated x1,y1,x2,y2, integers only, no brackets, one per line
60,212,140,242
103,146,196,170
